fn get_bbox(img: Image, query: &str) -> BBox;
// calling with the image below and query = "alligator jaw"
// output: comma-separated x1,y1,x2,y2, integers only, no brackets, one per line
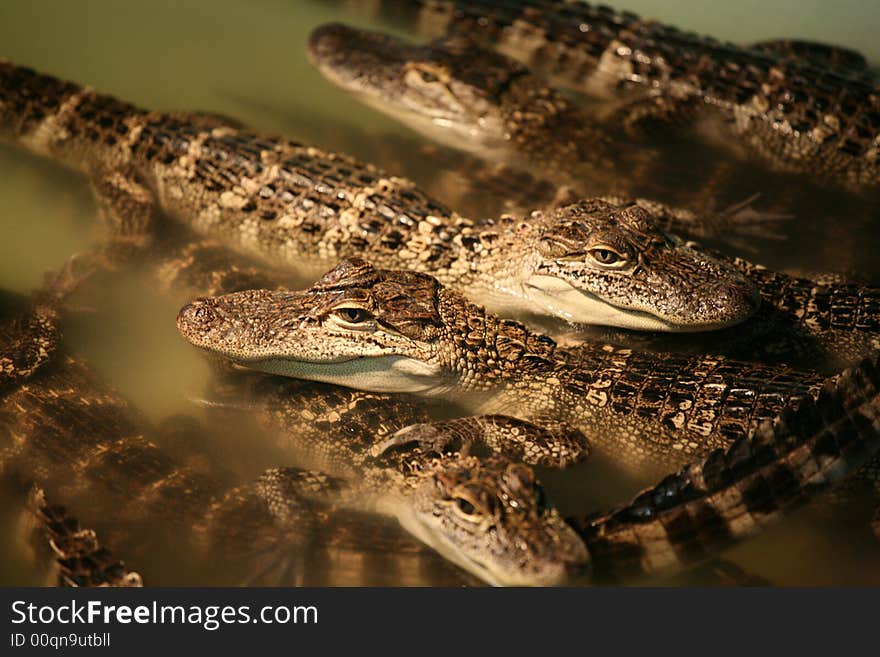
246,354,446,394
523,275,759,332
396,508,585,587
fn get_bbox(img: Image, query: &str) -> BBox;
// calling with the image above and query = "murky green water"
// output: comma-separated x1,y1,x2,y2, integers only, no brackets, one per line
1,1,879,586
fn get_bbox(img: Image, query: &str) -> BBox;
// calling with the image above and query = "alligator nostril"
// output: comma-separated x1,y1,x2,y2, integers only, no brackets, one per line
708,278,761,320
177,300,217,336
307,23,354,61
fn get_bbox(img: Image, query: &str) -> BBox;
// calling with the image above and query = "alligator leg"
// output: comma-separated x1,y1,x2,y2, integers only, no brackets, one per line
372,415,590,468
89,167,157,247
601,195,791,248
90,109,245,248
231,467,360,586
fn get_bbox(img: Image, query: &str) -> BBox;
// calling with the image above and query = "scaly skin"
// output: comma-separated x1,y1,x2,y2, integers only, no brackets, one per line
176,259,832,476
158,231,880,580
304,27,880,369
0,60,758,333
575,350,880,582
7,238,877,584
0,248,587,587
330,0,880,191
307,22,787,238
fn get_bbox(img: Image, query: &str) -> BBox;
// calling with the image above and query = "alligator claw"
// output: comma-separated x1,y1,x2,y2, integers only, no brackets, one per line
371,422,469,459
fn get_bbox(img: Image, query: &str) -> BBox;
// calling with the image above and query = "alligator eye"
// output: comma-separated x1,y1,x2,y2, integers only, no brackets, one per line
455,497,477,516
406,63,448,86
418,69,440,83
589,247,624,266
333,307,371,324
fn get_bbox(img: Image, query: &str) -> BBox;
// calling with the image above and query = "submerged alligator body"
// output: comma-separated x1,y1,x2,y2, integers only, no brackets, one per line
331,0,880,191
307,22,790,235
28,489,144,587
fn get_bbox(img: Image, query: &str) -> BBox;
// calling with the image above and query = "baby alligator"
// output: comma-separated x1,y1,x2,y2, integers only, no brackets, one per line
330,0,880,191
177,258,834,477
0,60,757,333
307,22,784,234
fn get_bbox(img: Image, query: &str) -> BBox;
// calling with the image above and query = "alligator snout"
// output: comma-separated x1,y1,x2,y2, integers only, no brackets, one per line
176,298,218,340
702,277,762,328
307,23,353,63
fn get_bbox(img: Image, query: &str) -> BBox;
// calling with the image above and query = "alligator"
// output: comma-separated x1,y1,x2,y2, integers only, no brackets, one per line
0,59,761,333
306,22,792,234
326,0,880,191
176,258,835,476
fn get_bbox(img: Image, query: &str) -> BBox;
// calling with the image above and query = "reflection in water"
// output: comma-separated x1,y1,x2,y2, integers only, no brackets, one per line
0,1,879,585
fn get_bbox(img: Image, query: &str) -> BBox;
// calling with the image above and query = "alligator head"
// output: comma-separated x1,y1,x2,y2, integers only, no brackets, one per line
307,23,521,155
399,452,589,586
511,199,760,331
177,258,454,394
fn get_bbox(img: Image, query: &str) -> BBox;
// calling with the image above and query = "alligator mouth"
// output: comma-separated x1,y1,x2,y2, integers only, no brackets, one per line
241,355,446,395
400,511,574,587
399,512,507,586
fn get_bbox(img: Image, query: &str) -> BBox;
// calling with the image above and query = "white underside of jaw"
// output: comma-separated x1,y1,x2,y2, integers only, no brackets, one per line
396,509,571,587
522,275,711,333
395,508,504,587
247,354,447,394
